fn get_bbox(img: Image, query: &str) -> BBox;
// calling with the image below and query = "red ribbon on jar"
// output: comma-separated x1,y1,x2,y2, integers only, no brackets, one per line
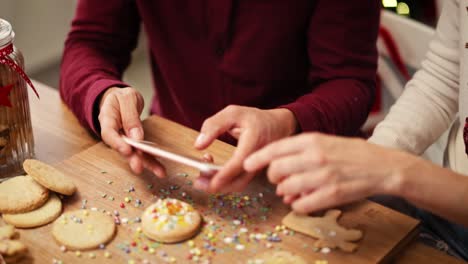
0,43,39,107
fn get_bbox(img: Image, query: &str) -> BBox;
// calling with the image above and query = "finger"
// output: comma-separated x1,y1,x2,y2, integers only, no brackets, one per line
118,90,144,140
195,106,240,150
291,181,371,214
139,152,166,178
283,194,300,204
100,114,132,156
267,154,310,184
244,134,311,172
218,171,256,193
202,153,214,163
209,129,257,192
193,153,216,191
128,153,144,174
194,177,210,192
276,168,332,196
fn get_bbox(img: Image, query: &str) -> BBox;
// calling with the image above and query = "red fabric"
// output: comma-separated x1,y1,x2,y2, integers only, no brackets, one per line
60,0,380,137
370,26,411,114
0,44,39,99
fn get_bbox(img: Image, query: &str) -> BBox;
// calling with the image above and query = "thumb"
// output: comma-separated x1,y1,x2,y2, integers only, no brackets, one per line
195,109,235,150
119,90,144,140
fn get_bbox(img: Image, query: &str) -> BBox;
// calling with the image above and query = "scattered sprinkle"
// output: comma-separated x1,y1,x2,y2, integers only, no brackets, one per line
235,244,245,251
59,245,67,252
321,247,331,254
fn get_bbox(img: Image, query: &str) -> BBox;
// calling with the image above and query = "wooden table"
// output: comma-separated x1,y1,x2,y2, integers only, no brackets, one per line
21,81,465,264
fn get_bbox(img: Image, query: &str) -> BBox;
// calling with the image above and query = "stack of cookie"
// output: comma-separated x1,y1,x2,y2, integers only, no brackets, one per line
0,159,76,228
0,225,28,263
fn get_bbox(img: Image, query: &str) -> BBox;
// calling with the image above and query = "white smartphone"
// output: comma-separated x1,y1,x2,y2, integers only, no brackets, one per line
122,136,223,173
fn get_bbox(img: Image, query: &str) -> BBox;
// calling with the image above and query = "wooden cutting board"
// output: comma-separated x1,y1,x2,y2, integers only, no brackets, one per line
13,116,420,264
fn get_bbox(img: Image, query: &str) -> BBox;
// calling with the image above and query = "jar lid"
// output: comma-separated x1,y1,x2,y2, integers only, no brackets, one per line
0,19,14,48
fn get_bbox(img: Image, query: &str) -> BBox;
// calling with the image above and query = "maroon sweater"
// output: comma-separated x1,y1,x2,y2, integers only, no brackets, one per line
60,0,379,137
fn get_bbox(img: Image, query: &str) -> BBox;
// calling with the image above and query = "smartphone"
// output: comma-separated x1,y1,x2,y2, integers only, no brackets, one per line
122,136,222,173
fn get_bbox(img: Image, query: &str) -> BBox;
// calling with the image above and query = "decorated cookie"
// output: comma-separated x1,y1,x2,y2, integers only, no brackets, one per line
0,225,16,240
282,209,363,252
52,210,116,250
0,175,49,214
249,250,308,264
23,159,76,195
141,198,202,243
3,193,62,228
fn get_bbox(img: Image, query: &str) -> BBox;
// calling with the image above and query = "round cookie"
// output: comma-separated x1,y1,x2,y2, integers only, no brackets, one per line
141,198,202,243
3,194,62,228
0,175,49,214
23,159,76,195
52,210,115,250
250,251,307,264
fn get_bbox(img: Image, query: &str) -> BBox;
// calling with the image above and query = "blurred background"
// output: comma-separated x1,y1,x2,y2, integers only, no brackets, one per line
0,0,445,117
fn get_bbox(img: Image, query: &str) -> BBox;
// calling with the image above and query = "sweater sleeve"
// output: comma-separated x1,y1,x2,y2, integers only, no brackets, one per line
369,0,460,155
281,0,379,136
59,0,141,135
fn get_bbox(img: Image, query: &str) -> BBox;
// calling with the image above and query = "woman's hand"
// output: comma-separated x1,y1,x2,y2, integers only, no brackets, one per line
193,105,297,193
244,133,416,213
98,87,166,177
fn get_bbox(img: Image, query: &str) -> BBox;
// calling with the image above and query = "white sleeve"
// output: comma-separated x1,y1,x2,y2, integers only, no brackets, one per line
369,0,460,155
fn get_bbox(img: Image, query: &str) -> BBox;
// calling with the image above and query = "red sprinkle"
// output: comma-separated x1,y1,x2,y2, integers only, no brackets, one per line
120,203,125,208
143,245,148,251
131,241,137,247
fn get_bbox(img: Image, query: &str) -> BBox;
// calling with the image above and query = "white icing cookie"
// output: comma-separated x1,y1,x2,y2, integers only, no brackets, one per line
141,198,202,243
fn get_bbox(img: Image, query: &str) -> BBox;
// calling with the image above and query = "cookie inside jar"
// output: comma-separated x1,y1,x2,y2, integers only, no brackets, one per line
0,18,35,180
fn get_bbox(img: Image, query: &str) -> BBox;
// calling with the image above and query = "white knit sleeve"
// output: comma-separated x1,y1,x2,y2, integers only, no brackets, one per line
369,0,460,155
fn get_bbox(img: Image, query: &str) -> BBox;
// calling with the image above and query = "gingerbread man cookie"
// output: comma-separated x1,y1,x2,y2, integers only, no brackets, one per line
282,209,363,252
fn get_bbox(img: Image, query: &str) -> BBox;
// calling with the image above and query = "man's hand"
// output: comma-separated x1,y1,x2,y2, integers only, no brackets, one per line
193,105,297,193
244,133,413,213
98,87,166,177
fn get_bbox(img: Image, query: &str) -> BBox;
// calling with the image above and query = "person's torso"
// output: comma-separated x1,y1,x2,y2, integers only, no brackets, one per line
135,0,314,130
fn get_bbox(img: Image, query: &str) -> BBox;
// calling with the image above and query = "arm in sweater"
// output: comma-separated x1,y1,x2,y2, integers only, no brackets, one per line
369,0,460,154
59,0,140,135
282,0,380,136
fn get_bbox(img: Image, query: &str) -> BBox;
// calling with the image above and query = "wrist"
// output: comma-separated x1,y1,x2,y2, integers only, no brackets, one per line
269,108,298,137
384,151,423,197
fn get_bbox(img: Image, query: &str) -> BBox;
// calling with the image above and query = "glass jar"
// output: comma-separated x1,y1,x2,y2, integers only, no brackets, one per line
0,19,34,180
